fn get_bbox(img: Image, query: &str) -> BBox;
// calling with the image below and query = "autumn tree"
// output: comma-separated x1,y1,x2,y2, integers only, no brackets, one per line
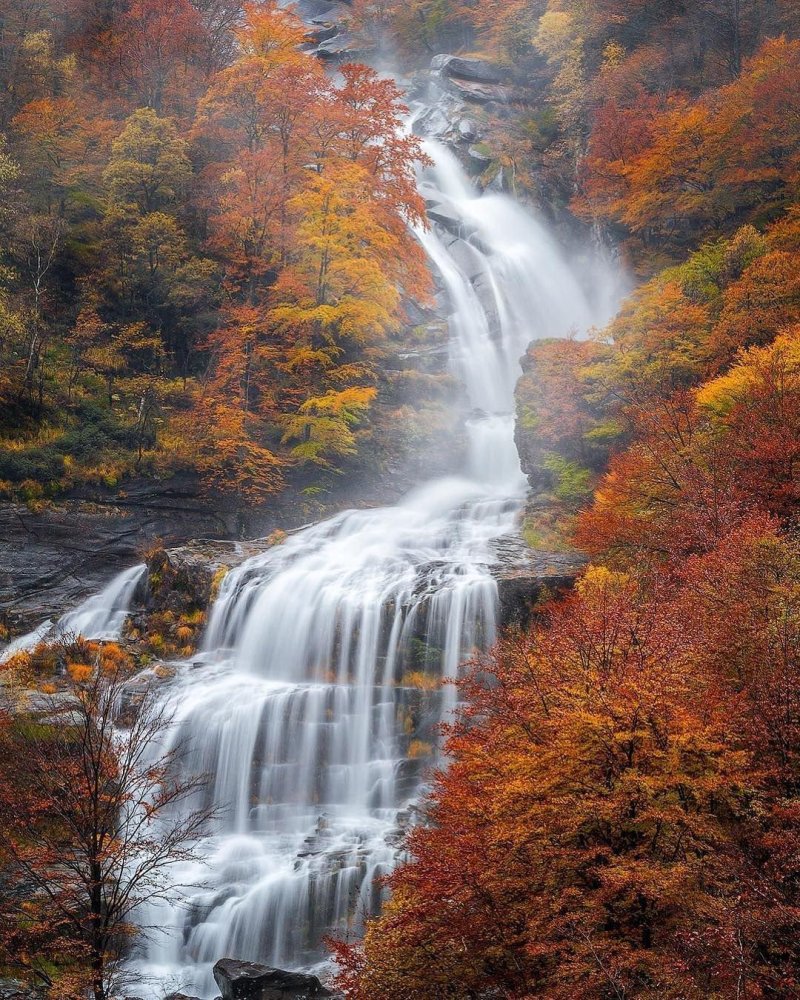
190,2,429,484
0,646,214,1000
335,560,772,999
92,0,207,116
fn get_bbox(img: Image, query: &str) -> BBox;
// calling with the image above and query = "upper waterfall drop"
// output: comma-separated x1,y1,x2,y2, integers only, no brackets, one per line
129,137,616,998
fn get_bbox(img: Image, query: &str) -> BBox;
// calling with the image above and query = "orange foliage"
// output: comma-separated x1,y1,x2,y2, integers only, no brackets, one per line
338,526,800,997
581,38,800,251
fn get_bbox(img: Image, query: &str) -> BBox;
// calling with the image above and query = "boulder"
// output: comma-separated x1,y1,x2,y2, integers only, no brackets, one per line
431,54,506,84
426,200,465,235
490,532,586,628
457,118,479,142
305,22,339,44
213,960,334,1000
314,33,359,59
444,77,511,105
294,0,345,20
444,237,486,281
411,103,460,141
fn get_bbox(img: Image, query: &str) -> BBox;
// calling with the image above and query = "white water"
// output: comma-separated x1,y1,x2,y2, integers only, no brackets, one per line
121,139,615,999
0,563,146,662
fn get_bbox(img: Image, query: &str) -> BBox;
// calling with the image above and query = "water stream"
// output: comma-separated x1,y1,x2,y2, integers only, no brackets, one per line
124,139,614,998
0,120,617,996
0,563,146,662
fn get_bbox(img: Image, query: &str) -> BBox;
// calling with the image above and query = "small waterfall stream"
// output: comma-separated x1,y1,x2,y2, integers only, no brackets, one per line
125,140,612,998
0,563,146,662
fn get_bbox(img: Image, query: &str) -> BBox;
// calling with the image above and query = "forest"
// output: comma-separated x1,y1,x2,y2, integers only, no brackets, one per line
1,0,800,998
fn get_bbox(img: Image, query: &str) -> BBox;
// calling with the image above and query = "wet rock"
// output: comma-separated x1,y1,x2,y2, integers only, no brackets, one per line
294,0,346,21
212,959,333,999
305,22,338,44
458,118,479,142
0,475,231,633
412,103,459,141
0,981,42,1000
490,533,586,628
444,237,486,281
431,54,506,84
444,77,511,105
468,144,493,167
314,33,359,59
164,994,204,1000
472,272,502,339
426,200,465,235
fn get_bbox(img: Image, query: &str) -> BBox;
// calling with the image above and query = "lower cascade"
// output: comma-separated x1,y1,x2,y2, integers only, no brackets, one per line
121,140,611,997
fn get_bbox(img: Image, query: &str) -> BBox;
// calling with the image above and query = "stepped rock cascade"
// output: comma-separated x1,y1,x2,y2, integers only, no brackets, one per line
0,563,146,662
124,140,613,998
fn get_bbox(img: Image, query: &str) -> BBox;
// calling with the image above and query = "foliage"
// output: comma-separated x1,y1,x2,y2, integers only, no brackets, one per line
0,0,429,506
335,8,800,987
0,649,214,999
336,523,800,998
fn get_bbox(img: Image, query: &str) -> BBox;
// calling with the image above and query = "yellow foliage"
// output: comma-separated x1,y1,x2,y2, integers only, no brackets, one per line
401,671,441,691
576,564,631,598
697,327,800,419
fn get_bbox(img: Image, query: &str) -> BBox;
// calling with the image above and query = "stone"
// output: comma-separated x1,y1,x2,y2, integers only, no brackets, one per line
314,33,359,58
444,237,486,281
0,981,41,1000
426,200,465,235
468,144,493,167
305,22,338,44
490,532,586,628
444,77,511,105
0,474,232,634
411,104,455,140
212,959,334,1000
430,53,506,84
458,118,479,142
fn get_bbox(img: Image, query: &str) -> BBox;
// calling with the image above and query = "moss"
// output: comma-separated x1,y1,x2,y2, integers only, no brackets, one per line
542,454,594,509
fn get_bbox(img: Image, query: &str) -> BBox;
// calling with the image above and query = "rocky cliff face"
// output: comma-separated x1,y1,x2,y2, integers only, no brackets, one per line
0,476,227,633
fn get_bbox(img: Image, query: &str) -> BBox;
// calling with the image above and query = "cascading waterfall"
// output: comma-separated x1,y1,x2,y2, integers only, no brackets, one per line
0,563,146,663
123,140,615,998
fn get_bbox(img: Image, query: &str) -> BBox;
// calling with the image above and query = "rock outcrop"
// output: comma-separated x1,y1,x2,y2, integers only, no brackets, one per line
0,475,230,633
0,981,42,1000
430,53,506,84
213,959,334,1000
491,532,586,628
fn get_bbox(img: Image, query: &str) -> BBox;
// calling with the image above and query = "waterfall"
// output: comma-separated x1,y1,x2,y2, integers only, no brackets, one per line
0,563,146,662
124,138,614,999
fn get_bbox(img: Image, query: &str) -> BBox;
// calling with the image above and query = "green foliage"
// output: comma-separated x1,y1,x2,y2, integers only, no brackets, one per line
542,453,593,508
103,108,192,216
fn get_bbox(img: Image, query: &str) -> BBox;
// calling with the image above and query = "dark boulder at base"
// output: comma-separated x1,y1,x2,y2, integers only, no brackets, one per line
213,960,334,1000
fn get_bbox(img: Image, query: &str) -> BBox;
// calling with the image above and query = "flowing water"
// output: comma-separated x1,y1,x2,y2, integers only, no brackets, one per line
0,125,616,995
123,139,616,998
0,562,146,662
